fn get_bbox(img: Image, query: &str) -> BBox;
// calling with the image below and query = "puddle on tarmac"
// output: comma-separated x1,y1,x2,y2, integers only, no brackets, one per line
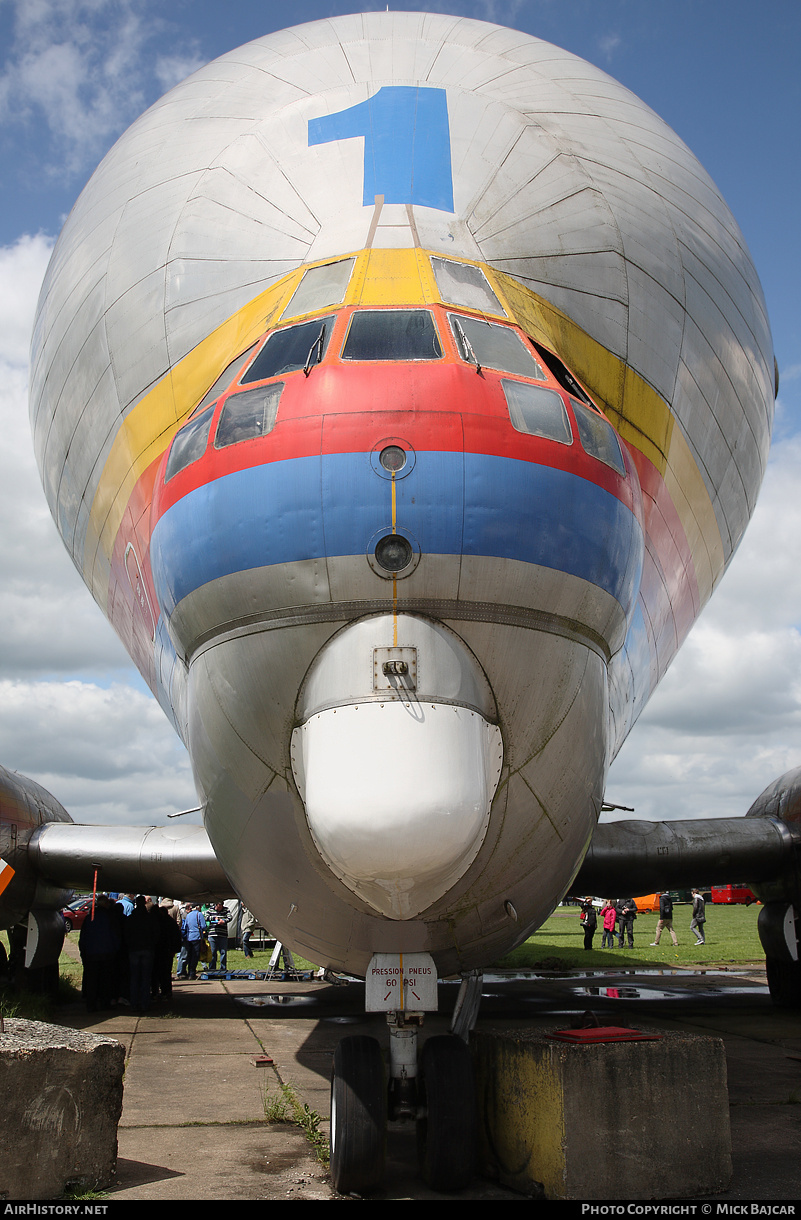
236,993,320,1008
234,993,363,1022
233,969,766,1010
453,969,767,1002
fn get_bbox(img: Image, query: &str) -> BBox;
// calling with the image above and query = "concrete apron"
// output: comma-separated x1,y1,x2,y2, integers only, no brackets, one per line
60,974,335,1201
50,944,801,1201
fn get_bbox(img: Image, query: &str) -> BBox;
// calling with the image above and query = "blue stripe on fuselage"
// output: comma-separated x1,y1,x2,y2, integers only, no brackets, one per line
150,451,643,619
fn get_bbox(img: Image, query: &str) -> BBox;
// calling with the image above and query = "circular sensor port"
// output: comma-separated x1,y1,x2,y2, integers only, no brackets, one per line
379,444,407,473
370,437,415,480
374,534,413,573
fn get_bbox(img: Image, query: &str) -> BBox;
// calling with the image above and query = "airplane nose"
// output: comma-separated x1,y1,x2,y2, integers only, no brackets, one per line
290,615,503,919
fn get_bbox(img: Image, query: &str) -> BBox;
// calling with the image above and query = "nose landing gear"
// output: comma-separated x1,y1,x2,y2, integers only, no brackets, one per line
328,962,481,1196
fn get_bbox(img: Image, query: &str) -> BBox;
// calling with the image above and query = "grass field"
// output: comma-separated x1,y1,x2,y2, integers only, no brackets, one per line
212,907,765,974
495,902,765,971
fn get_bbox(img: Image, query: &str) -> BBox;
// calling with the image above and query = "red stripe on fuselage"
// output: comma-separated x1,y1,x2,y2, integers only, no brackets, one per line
629,448,700,658
104,319,697,699
107,455,162,692
155,362,638,519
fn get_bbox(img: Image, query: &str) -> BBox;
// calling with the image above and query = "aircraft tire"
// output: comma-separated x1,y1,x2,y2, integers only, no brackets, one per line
416,1034,477,1192
329,1035,386,1196
765,955,801,1008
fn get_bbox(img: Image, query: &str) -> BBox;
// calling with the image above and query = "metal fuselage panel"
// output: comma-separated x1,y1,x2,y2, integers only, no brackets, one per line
187,619,608,975
28,14,774,973
151,276,636,968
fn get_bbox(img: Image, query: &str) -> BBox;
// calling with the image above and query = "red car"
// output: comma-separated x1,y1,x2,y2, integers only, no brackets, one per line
60,898,95,932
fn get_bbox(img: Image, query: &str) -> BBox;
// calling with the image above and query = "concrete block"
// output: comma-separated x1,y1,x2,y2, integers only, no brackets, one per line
0,1018,125,1200
472,1025,732,1199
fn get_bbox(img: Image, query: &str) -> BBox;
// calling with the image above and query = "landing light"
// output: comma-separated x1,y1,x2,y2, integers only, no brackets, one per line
374,534,413,572
379,445,407,472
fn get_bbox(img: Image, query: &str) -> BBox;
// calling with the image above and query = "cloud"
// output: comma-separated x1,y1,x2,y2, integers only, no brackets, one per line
0,679,196,825
0,0,204,180
0,233,195,824
0,232,53,365
598,33,622,61
606,435,801,822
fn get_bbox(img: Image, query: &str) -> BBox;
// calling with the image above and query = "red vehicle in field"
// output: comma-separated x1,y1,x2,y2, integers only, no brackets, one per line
711,884,757,905
60,898,94,931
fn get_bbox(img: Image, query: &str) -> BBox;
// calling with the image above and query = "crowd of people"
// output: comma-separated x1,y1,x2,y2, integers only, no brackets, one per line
75,889,709,1011
579,890,707,949
77,895,256,1013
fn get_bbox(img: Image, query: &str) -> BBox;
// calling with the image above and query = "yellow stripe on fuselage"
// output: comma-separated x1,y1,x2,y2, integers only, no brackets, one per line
84,247,723,611
83,270,305,594
83,247,436,594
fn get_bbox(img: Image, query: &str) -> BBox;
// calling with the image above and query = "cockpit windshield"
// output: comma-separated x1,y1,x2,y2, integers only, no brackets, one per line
341,310,443,361
215,384,283,449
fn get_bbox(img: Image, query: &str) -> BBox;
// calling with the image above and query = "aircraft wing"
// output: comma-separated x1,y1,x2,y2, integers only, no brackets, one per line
573,816,800,897
27,821,232,902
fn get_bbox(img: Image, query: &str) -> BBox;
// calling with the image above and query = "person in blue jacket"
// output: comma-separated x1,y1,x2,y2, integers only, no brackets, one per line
181,904,207,980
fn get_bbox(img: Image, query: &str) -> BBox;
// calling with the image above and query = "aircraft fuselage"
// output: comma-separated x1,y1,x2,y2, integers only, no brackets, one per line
28,14,775,977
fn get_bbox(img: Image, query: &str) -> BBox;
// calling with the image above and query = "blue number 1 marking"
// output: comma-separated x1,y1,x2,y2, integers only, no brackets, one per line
308,86,454,213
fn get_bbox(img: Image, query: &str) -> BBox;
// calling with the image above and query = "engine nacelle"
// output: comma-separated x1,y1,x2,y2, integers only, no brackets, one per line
745,768,801,1004
0,764,74,972
745,767,801,908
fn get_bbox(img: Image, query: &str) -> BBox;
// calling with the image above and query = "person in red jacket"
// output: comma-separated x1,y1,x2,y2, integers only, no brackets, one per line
600,899,617,949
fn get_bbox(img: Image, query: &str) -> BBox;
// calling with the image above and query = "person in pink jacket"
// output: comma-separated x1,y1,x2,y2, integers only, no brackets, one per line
600,900,617,949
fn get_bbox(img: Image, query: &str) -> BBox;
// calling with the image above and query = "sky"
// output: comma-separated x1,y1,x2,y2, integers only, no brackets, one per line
0,0,799,833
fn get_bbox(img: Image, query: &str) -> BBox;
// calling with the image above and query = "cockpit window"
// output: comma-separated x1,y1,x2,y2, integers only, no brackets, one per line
341,310,443,362
280,259,355,319
572,399,626,475
241,315,336,383
165,406,214,482
503,381,572,445
193,344,259,414
531,341,592,404
431,257,506,316
449,314,546,379
214,384,283,449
